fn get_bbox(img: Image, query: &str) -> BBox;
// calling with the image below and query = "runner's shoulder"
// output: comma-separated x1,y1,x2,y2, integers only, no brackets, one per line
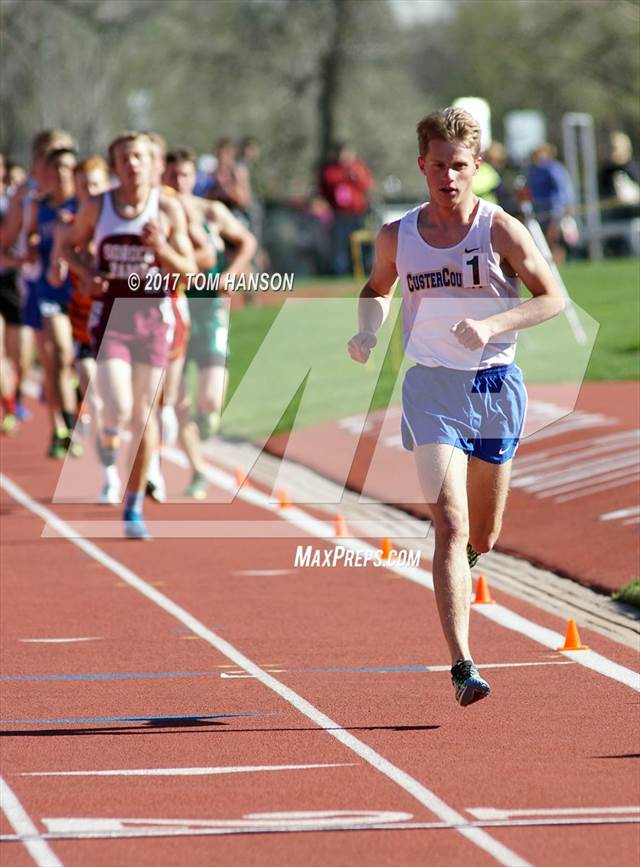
159,189,186,222
376,219,400,255
491,207,528,253
79,194,103,219
176,192,204,222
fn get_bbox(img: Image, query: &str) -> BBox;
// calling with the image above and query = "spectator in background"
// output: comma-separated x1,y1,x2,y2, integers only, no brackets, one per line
526,143,575,264
320,142,373,276
473,142,520,216
6,162,27,194
208,138,251,221
599,131,640,231
237,136,268,270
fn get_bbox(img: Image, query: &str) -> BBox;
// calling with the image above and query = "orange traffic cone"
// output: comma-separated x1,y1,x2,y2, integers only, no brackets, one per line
278,488,291,509
557,619,589,651
335,514,348,537
234,468,248,487
379,537,393,560
473,575,495,605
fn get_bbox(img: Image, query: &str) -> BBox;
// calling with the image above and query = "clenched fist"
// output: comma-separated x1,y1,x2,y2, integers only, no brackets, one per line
348,331,377,364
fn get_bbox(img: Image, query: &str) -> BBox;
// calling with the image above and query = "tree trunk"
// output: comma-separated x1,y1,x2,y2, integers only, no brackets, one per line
317,0,350,169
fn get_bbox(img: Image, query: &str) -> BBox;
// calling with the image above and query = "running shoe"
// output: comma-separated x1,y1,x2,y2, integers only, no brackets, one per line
123,509,151,540
146,451,167,502
450,659,491,707
98,480,121,505
63,434,84,458
184,471,208,500
97,464,121,505
14,403,31,422
196,411,221,441
467,542,481,569
1,413,18,435
48,431,67,459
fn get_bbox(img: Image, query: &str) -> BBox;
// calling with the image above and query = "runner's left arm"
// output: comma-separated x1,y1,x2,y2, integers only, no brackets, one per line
451,211,565,351
205,199,257,279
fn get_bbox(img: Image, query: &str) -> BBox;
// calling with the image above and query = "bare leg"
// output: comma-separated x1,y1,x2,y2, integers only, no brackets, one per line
128,363,164,494
0,316,14,407
467,457,513,554
45,313,76,419
177,380,206,476
97,357,133,433
197,364,227,417
414,443,471,664
8,325,35,415
34,329,64,436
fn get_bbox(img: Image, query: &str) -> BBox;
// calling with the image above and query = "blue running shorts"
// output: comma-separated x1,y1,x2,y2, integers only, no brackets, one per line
400,362,527,464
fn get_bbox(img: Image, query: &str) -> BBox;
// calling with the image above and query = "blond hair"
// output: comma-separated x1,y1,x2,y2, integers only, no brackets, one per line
416,108,481,158
75,155,109,177
108,131,151,168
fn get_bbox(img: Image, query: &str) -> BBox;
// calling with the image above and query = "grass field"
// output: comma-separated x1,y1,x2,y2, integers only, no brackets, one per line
222,257,639,437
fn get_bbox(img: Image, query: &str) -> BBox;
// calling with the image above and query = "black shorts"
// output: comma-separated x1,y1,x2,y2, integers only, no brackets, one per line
0,271,21,326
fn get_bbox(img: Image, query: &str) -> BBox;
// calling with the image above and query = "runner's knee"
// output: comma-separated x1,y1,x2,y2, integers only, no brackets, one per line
432,506,469,543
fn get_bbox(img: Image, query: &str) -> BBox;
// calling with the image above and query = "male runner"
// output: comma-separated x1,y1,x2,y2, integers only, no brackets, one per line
0,130,75,431
62,131,196,538
348,108,564,706
48,156,114,497
144,134,214,503
163,146,256,498
27,146,79,457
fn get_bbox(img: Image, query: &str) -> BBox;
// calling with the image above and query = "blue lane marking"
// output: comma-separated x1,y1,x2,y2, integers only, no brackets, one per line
0,671,220,683
0,665,436,683
1,712,275,725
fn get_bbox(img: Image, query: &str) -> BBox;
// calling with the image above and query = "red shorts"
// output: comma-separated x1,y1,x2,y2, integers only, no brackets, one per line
90,297,174,368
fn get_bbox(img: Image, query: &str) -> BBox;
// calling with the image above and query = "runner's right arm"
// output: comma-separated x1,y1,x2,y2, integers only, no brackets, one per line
0,184,29,269
59,197,105,296
348,221,399,364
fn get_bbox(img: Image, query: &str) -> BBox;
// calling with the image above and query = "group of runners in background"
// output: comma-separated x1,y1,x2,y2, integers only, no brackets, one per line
0,129,257,539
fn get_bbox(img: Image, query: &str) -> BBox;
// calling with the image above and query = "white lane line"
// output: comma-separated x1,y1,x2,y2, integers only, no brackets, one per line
0,473,531,867
220,661,576,678
160,453,640,693
42,810,412,834
19,638,103,644
599,506,640,521
467,806,640,820
234,569,294,576
0,776,63,867
0,815,637,842
17,763,355,778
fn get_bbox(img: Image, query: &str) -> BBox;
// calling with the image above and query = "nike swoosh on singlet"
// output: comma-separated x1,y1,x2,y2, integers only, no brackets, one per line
464,247,480,253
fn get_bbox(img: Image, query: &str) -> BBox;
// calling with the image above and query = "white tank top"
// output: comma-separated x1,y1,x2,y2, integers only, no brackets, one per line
396,198,520,370
94,188,161,298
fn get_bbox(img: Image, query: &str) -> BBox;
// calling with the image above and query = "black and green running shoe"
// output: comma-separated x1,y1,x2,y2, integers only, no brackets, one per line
184,471,208,500
48,430,67,459
451,659,491,707
467,542,481,569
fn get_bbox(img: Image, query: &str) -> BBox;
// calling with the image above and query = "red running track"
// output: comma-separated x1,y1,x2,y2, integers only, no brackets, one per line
1,404,639,867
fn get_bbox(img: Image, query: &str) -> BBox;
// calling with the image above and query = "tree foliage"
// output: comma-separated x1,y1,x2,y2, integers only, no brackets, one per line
1,0,638,199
